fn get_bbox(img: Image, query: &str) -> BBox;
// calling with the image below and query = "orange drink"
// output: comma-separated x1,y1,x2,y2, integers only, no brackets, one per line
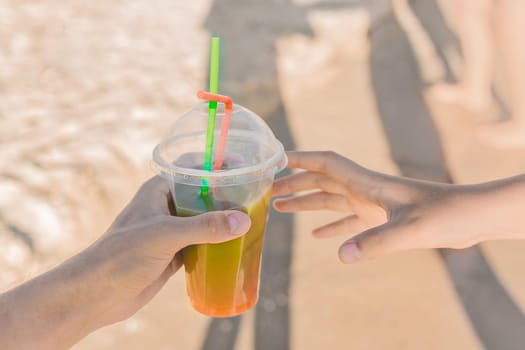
153,102,287,317
176,184,271,317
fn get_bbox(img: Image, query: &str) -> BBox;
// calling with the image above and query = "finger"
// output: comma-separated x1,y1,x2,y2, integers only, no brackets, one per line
338,221,413,263
166,252,184,277
132,256,182,309
132,176,172,215
111,176,173,227
273,191,351,212
159,210,252,247
286,151,367,185
312,215,365,238
272,171,347,197
286,151,417,205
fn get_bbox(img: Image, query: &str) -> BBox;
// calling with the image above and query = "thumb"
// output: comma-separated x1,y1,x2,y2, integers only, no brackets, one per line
164,211,252,247
338,221,410,264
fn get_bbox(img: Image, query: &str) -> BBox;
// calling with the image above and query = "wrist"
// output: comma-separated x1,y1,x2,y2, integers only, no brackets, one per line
61,243,125,329
464,175,525,241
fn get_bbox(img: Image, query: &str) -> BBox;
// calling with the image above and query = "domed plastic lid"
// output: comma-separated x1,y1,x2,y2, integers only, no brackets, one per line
153,102,287,186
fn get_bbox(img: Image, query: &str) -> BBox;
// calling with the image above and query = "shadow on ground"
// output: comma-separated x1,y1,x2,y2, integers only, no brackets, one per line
370,1,525,349
198,0,525,349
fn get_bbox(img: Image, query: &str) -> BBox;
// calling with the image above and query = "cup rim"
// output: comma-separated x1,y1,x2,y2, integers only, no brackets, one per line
152,137,287,180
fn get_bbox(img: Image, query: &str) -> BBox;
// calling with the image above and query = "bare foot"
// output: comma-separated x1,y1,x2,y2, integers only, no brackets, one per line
427,83,491,114
478,120,525,148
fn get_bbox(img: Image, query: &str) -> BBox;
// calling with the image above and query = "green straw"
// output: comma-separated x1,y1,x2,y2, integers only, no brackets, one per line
201,37,221,196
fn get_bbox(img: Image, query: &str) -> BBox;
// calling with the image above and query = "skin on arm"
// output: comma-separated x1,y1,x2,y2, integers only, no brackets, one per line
0,176,251,350
273,151,525,263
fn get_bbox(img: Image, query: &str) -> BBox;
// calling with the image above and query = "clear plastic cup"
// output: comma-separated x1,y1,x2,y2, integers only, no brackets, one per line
153,102,287,317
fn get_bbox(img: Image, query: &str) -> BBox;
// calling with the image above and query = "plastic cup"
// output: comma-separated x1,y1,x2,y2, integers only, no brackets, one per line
152,102,287,317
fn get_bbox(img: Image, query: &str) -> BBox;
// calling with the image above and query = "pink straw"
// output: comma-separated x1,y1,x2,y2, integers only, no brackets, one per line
197,90,233,171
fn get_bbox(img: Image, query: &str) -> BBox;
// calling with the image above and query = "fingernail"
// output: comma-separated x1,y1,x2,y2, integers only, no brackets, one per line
227,212,248,235
339,241,361,263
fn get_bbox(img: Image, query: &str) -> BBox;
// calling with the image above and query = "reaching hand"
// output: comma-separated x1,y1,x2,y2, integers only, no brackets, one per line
273,151,506,263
